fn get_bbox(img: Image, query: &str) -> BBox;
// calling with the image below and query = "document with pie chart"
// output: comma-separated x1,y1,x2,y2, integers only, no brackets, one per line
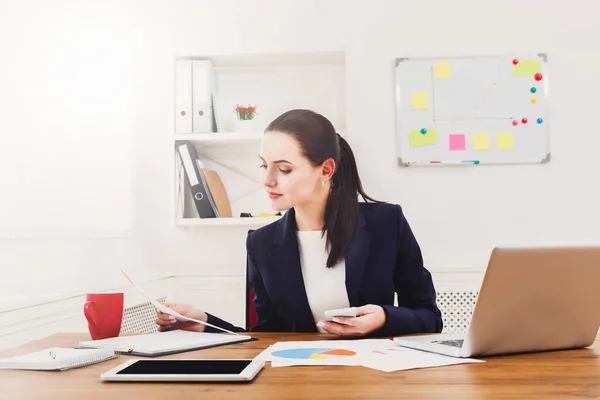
271,348,357,360
255,339,484,371
255,339,396,367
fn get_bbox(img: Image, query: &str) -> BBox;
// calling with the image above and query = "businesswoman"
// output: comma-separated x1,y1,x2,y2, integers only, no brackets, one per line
156,109,443,337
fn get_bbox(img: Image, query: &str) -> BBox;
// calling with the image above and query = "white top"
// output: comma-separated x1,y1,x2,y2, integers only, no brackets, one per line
297,230,349,332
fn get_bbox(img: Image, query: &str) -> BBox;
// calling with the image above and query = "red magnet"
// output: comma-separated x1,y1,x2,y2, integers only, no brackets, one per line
534,73,543,81
512,120,518,126
512,59,519,65
521,118,528,124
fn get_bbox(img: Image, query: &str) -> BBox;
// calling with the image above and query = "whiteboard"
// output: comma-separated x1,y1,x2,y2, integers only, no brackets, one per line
394,53,550,166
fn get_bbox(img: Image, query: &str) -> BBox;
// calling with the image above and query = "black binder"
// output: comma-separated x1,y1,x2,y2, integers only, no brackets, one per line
175,140,219,218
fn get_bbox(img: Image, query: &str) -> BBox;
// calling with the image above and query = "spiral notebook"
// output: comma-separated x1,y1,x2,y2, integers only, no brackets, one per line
0,347,117,371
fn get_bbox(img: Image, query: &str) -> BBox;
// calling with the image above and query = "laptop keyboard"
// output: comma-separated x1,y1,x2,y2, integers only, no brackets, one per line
431,339,464,348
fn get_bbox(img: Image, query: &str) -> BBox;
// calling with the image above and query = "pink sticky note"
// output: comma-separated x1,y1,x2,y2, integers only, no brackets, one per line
449,134,466,151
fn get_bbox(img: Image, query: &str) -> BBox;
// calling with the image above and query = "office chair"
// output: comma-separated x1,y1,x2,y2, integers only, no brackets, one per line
245,229,258,331
246,285,257,331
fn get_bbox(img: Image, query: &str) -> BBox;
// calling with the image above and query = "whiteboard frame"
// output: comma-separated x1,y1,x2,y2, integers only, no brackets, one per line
394,53,551,167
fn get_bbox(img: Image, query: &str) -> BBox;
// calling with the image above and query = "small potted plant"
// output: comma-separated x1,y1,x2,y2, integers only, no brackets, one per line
234,104,257,132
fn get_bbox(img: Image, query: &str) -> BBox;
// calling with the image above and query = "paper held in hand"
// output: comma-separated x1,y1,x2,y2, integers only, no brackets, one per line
119,268,239,335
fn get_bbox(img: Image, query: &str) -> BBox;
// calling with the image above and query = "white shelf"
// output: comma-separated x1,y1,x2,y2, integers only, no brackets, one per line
175,132,262,145
176,216,281,227
173,50,346,231
175,131,346,144
176,51,344,69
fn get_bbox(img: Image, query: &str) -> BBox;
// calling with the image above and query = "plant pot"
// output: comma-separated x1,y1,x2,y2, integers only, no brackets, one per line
236,118,256,133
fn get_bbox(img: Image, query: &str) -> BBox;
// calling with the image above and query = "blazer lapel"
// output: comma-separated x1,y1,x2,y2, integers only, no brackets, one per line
268,209,316,331
344,214,372,306
266,208,372,328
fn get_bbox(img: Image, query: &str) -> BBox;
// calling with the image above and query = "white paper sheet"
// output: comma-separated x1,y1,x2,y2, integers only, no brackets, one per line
360,346,484,372
257,339,484,371
119,268,239,335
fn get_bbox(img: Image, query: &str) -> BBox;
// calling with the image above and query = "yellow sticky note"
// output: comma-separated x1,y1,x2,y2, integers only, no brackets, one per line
409,128,437,147
472,133,490,150
411,92,429,109
513,60,541,77
497,132,514,149
434,62,451,79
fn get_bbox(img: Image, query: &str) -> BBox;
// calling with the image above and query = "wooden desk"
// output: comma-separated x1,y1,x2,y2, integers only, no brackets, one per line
2,333,600,399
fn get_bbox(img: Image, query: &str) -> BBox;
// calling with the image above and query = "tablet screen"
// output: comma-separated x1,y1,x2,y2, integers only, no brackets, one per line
116,360,252,375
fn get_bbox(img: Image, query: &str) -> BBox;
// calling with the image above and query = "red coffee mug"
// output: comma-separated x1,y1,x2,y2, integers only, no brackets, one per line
83,292,124,340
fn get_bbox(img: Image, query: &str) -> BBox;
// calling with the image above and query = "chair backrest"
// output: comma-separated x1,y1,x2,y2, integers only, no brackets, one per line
246,285,257,331
245,287,479,334
120,296,167,334
245,229,257,331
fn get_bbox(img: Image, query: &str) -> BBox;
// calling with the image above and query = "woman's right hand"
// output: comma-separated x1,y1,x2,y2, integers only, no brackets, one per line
155,302,208,332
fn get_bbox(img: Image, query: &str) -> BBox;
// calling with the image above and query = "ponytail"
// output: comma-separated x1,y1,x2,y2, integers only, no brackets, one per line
323,134,379,268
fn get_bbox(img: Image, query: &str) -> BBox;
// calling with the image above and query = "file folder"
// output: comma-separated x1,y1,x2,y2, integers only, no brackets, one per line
200,167,232,217
175,141,218,218
192,60,217,133
175,60,193,133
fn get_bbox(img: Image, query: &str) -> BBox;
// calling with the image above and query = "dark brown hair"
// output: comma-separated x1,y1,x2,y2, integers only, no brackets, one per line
265,109,379,268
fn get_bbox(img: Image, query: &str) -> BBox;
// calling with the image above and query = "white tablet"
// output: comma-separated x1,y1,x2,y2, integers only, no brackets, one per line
100,359,265,382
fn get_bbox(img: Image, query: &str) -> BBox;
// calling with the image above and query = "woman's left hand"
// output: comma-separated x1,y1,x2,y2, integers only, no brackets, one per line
317,304,386,337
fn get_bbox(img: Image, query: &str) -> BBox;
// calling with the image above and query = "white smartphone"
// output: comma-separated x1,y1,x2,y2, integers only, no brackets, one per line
100,358,265,382
324,307,358,322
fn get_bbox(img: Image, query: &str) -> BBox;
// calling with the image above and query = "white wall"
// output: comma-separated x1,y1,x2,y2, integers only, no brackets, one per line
0,276,176,351
1,0,599,347
122,0,600,277
343,0,600,269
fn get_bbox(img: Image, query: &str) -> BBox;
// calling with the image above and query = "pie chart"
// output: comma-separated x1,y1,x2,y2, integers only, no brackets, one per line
271,348,356,360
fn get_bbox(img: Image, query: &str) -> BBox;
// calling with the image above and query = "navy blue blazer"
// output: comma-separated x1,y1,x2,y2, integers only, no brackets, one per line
205,202,443,337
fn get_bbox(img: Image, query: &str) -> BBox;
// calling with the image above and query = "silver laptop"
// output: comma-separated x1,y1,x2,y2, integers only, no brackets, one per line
394,246,600,358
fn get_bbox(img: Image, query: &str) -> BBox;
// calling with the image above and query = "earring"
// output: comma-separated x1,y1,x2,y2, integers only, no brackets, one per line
321,180,325,188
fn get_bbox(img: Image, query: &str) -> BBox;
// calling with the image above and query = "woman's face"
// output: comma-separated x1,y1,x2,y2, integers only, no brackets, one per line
259,131,323,212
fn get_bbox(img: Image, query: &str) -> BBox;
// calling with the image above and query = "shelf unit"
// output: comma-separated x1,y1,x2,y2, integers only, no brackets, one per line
174,132,262,145
173,50,346,228
175,216,281,227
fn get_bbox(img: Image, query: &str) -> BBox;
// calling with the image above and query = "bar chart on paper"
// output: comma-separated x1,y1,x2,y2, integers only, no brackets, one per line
394,53,550,166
